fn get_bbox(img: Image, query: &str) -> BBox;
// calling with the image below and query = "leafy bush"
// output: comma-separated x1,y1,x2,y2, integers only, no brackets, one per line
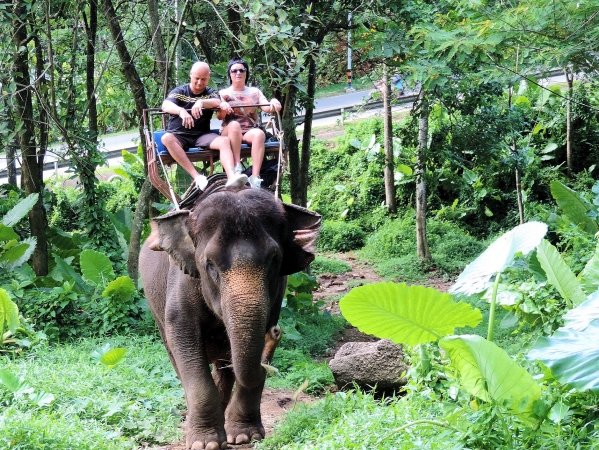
361,212,486,276
48,186,81,232
317,220,366,252
98,178,139,214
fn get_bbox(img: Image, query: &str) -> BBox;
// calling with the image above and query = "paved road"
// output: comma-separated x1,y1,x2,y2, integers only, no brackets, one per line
90,89,378,153
0,72,569,183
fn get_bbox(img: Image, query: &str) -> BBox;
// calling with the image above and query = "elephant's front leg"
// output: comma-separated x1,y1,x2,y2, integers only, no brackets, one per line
225,370,267,445
165,295,226,450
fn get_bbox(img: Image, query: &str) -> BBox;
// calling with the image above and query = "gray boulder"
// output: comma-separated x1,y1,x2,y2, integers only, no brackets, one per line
328,339,408,396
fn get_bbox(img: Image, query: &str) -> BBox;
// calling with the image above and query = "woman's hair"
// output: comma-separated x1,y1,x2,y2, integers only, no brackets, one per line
226,57,250,85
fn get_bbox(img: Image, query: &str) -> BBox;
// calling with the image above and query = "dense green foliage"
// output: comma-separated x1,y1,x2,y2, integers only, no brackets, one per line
0,336,183,448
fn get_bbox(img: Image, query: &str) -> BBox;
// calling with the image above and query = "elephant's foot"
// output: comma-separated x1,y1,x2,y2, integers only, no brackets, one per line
189,441,227,450
225,420,265,445
186,426,227,450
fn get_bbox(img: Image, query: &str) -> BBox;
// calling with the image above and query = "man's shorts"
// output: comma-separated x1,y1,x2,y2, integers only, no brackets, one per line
172,132,219,150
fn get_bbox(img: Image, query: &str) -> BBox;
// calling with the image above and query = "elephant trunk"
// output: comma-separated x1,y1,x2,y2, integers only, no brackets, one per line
220,262,271,389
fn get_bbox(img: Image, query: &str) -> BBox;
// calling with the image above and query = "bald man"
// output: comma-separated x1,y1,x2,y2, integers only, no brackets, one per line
161,61,246,191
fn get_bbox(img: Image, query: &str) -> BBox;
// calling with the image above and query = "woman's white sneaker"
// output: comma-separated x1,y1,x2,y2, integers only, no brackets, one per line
248,175,262,189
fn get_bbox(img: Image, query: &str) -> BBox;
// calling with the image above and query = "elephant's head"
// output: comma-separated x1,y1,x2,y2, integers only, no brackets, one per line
148,188,320,380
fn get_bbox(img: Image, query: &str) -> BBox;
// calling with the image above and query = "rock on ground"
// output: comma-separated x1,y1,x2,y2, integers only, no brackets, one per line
329,339,408,396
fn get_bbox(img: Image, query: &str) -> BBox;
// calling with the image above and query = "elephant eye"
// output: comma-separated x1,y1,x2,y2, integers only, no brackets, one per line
206,261,220,284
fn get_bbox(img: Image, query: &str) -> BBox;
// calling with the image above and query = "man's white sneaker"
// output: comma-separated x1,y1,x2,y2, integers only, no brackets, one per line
234,163,243,175
225,173,249,188
194,175,208,191
248,175,262,189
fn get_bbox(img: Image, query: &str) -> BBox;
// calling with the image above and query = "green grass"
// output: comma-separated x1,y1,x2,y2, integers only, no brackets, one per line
0,335,184,449
256,389,453,450
315,76,375,99
310,255,351,276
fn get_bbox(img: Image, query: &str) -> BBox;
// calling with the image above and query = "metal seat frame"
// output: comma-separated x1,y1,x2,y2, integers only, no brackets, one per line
142,107,285,208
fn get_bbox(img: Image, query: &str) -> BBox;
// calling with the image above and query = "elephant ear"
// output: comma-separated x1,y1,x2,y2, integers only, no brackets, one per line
149,209,199,278
280,203,321,276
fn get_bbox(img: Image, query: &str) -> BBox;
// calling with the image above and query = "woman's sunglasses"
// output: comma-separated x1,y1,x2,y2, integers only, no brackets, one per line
230,68,247,74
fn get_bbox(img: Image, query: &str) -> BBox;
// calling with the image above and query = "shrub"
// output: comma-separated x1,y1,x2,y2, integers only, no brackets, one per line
99,178,139,214
317,220,366,252
48,186,81,232
361,213,486,277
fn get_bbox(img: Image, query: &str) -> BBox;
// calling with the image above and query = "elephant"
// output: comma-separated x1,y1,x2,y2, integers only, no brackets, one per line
139,181,321,450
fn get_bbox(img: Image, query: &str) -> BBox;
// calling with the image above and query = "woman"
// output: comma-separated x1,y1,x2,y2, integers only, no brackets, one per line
218,57,282,189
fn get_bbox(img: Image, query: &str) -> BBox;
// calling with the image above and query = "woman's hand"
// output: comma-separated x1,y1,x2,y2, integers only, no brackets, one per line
269,98,282,113
219,101,233,114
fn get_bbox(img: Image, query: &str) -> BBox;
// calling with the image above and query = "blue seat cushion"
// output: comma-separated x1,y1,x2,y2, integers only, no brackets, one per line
153,130,279,156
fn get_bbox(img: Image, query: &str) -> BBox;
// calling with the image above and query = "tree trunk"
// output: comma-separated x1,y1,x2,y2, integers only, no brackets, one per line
565,66,574,177
101,0,148,121
101,0,151,275
128,177,154,286
297,55,317,207
283,86,301,205
148,0,171,94
13,0,48,276
84,0,98,135
1,88,18,185
227,6,242,59
382,62,396,213
33,37,49,182
416,89,431,261
515,166,524,224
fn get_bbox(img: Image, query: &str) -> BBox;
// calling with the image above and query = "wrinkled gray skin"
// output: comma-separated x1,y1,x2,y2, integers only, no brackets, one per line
139,186,320,450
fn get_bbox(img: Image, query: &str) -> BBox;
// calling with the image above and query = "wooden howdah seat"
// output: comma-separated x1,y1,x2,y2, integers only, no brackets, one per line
143,107,285,208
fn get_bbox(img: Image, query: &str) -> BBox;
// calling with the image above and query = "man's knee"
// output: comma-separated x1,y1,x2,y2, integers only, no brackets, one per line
162,132,176,146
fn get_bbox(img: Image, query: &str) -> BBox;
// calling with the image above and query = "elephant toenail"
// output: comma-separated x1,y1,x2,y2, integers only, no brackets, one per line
191,442,205,449
205,442,221,450
235,434,250,444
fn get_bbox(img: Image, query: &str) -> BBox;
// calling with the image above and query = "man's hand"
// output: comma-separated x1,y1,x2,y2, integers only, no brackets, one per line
191,100,203,119
179,108,193,129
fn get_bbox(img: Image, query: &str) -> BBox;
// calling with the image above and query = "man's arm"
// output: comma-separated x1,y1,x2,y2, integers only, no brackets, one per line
162,98,195,130
161,99,181,115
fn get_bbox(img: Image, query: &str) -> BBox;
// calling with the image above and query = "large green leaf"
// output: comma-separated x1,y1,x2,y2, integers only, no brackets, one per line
449,222,548,296
339,282,481,346
108,208,133,243
1,193,39,227
440,335,541,423
527,319,599,392
0,288,19,339
0,224,18,241
0,369,21,392
562,290,599,331
579,242,599,295
80,249,115,285
102,276,135,302
536,239,586,306
100,348,128,367
0,237,36,270
550,180,599,235
53,254,88,293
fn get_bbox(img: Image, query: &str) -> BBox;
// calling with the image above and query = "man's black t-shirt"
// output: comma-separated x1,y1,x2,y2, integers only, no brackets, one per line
164,85,220,135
